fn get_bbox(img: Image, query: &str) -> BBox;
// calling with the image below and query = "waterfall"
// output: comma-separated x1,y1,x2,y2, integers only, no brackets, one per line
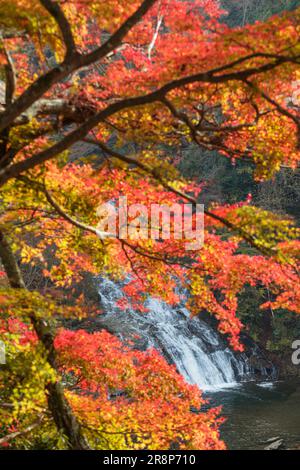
94,278,267,392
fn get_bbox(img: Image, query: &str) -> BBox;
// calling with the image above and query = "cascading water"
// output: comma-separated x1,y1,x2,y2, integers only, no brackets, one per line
143,298,248,391
93,278,274,392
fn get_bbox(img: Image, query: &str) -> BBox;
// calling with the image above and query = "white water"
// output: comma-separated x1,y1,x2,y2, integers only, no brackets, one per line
143,298,248,391
97,278,252,391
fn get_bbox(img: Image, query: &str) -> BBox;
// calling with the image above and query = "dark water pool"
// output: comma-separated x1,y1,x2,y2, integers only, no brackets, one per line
205,380,300,450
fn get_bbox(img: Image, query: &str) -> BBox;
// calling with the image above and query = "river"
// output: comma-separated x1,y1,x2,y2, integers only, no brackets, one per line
206,380,300,449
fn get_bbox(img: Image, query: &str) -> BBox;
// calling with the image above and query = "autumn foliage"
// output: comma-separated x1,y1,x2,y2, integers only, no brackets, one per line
0,0,299,450
0,318,224,449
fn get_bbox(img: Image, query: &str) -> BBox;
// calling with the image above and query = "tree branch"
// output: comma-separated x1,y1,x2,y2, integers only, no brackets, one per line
1,52,298,187
0,36,16,168
161,96,257,161
244,78,300,131
0,0,157,133
40,0,77,60
246,78,300,150
2,42,16,105
19,176,190,265
43,184,111,238
148,2,163,60
0,417,44,446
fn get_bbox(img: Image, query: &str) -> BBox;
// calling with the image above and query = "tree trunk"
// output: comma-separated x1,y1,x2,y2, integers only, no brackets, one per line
0,229,90,449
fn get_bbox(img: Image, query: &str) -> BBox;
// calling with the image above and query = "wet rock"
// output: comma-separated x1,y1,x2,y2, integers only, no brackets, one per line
263,436,281,444
239,334,277,380
264,438,285,450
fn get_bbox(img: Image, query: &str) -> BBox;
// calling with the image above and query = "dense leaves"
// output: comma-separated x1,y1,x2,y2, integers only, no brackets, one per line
0,318,224,449
0,0,299,449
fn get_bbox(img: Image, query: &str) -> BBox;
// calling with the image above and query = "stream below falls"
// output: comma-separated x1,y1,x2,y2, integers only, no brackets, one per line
206,380,300,449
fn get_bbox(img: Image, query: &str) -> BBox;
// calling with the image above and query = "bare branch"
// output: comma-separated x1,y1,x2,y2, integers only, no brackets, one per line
148,1,163,60
0,417,44,446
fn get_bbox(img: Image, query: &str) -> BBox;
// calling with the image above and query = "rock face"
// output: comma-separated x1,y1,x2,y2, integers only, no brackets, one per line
239,333,277,381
